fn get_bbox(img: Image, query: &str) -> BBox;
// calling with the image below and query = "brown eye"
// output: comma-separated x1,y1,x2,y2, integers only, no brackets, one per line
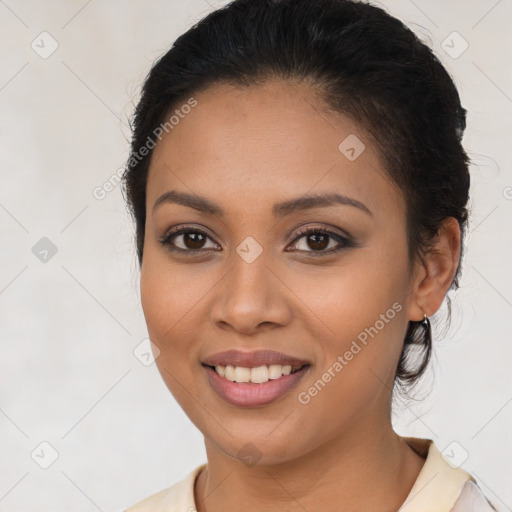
178,232,208,250
303,232,330,251
159,225,353,257
288,227,353,255
159,227,220,253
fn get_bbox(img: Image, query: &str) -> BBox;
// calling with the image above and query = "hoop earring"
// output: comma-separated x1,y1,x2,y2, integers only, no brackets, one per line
422,313,431,341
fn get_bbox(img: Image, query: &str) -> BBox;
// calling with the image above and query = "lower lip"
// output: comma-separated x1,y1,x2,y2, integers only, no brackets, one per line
203,365,310,407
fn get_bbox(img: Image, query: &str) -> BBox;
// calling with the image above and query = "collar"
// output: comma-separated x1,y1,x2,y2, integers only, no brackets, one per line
399,437,473,511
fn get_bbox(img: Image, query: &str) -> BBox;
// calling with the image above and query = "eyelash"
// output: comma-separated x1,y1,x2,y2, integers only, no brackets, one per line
158,225,354,257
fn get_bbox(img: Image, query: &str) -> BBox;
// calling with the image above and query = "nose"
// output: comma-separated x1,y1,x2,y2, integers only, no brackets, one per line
210,250,292,335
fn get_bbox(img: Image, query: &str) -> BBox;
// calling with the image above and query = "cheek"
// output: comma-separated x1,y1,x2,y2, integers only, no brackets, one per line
294,243,409,390
291,246,407,337
140,246,206,343
140,253,206,414
139,246,223,396
140,250,194,380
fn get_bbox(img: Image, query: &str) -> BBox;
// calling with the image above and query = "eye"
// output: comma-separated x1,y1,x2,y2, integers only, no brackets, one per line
159,225,220,253
159,224,354,256
286,226,353,255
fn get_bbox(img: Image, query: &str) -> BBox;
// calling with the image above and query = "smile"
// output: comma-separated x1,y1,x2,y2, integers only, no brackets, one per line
211,363,304,383
201,349,311,406
202,364,310,407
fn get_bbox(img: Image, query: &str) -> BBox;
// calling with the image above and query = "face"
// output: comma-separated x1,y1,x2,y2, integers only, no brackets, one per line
140,80,421,465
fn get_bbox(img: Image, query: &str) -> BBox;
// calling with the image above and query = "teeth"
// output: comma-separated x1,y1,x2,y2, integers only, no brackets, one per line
251,365,268,383
234,366,251,383
268,364,283,379
225,365,235,381
213,364,299,383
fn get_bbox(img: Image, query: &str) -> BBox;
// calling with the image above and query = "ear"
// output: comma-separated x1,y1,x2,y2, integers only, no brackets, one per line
406,217,461,322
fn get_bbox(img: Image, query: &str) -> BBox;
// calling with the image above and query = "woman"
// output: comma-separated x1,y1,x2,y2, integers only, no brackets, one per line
122,0,497,510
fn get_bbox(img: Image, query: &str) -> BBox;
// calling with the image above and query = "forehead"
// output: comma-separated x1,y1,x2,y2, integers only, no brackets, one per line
147,80,402,221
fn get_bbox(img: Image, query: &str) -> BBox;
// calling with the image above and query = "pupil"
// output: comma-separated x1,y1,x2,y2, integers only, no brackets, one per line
308,234,328,250
185,233,205,250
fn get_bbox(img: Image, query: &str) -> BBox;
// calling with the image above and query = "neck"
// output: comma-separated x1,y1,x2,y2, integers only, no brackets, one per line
194,417,425,512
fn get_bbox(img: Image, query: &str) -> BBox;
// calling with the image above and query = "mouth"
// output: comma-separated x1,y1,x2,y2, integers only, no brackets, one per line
203,363,307,383
201,350,311,407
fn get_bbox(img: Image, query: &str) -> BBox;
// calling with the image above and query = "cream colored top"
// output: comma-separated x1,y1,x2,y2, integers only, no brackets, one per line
125,437,496,511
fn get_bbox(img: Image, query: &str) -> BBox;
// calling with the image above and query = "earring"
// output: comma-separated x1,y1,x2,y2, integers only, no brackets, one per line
422,313,431,337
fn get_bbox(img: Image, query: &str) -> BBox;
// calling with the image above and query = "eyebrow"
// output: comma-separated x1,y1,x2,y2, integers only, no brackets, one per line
152,190,372,218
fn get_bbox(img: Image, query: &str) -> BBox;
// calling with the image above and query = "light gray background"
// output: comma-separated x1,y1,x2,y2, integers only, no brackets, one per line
1,0,510,510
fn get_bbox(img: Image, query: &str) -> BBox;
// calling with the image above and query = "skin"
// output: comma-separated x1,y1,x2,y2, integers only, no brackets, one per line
140,80,461,512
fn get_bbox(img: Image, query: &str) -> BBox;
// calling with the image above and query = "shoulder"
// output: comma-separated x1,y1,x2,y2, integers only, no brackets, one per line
399,437,498,512
452,480,498,512
123,464,206,512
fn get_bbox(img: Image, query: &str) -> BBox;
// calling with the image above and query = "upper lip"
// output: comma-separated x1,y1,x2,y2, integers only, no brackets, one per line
202,350,310,368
